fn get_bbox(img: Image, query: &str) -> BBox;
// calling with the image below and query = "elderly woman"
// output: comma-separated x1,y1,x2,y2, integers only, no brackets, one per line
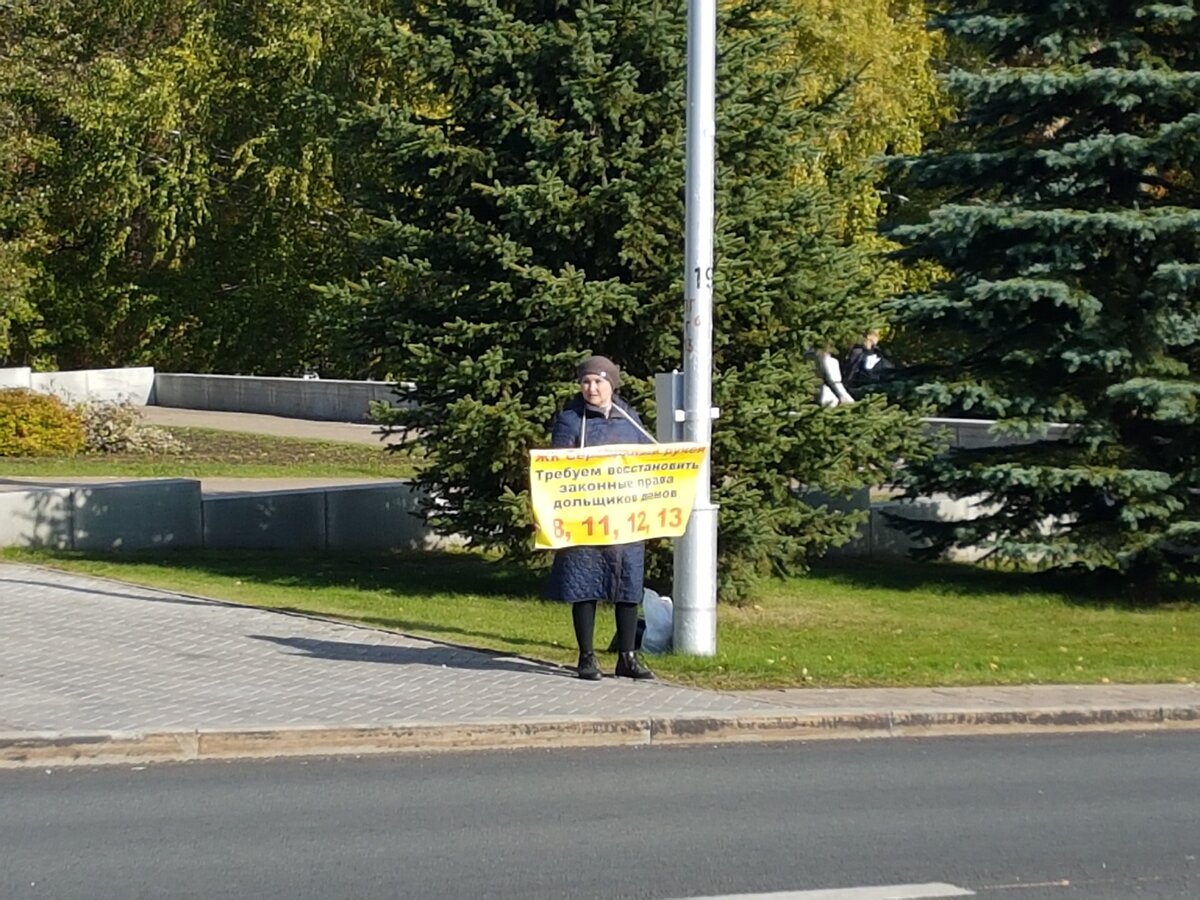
546,355,656,681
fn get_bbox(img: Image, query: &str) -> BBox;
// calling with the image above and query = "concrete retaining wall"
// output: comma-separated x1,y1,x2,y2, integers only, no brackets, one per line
152,373,405,422
0,476,1035,560
74,479,204,551
814,490,995,561
925,417,1071,449
0,367,155,404
0,487,74,550
0,479,202,551
0,480,450,552
0,367,32,389
201,483,443,552
3,366,404,423
203,490,328,551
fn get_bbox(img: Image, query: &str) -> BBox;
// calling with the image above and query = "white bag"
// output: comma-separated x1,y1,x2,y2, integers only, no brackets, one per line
641,588,674,654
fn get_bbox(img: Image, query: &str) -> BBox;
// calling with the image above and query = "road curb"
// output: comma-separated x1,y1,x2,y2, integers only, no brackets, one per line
3,705,1198,768
648,705,1200,744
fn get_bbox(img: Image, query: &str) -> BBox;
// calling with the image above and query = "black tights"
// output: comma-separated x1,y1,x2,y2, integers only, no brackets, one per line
572,601,639,654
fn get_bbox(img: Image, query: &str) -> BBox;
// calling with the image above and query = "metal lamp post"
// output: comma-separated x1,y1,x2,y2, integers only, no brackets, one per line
673,0,718,655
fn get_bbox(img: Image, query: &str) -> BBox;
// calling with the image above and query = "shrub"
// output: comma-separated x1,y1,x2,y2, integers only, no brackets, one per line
80,399,187,454
0,388,86,456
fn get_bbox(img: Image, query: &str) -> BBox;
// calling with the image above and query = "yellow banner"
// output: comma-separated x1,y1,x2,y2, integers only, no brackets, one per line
530,443,708,549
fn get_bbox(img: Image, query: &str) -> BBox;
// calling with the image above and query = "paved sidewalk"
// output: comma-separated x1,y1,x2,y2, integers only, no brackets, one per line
139,406,393,446
2,563,1197,768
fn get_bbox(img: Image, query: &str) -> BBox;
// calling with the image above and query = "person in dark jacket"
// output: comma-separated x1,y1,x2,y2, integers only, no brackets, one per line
546,355,657,681
845,328,893,390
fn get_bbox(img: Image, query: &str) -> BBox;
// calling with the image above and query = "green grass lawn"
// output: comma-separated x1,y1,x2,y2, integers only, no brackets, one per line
0,427,420,479
6,548,1197,690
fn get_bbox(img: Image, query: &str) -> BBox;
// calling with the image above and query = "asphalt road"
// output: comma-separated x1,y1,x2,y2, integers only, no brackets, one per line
2,733,1198,899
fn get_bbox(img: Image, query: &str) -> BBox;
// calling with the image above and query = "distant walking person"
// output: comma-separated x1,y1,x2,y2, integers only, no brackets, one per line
816,348,855,407
845,329,893,391
546,356,657,681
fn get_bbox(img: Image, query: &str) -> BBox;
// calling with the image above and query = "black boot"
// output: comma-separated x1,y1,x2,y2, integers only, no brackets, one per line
614,651,655,680
577,651,602,681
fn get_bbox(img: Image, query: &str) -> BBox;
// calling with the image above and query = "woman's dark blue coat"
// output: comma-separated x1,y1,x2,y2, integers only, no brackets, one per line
546,394,653,606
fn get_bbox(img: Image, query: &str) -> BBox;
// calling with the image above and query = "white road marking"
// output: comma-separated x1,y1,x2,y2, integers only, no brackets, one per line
671,884,974,900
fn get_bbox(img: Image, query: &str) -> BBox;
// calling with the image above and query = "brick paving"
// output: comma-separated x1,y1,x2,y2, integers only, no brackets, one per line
0,563,777,734
2,563,1197,766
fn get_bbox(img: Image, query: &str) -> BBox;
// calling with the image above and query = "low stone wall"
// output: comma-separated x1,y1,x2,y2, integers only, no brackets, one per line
0,485,74,550
0,479,450,553
925,417,1071,449
152,373,404,422
0,366,32,389
0,479,202,551
1,367,405,422
0,366,155,405
812,489,993,562
203,482,451,552
0,475,1034,561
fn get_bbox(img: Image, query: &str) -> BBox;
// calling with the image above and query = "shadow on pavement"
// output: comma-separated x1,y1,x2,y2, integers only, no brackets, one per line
248,634,571,678
3,558,572,659
0,576,217,608
330,611,568,654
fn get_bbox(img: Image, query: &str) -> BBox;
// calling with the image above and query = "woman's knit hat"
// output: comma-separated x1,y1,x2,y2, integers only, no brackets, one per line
575,355,621,388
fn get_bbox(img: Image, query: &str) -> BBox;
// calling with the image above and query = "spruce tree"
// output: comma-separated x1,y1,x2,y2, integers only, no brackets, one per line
886,1,1200,585
336,0,926,597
